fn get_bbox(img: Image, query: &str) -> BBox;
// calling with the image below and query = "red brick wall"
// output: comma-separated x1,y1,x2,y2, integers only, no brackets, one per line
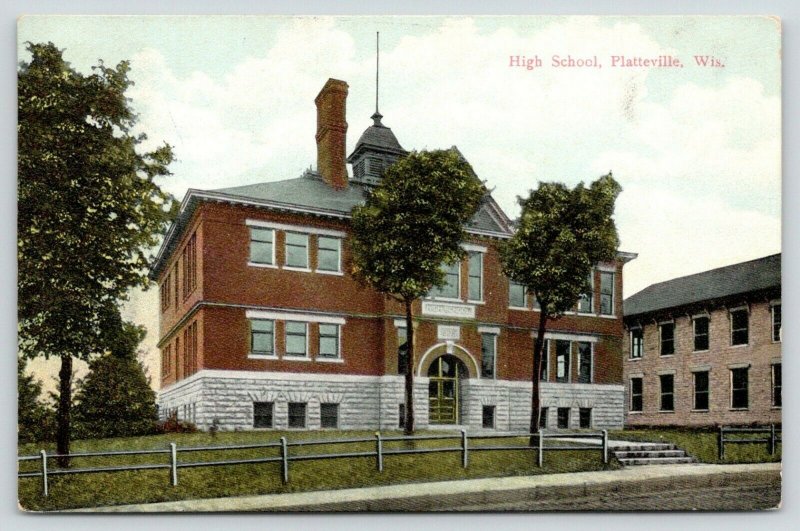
623,300,781,426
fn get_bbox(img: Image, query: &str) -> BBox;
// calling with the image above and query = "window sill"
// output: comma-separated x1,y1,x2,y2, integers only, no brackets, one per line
659,354,675,358
693,349,710,354
283,356,311,362
467,299,486,305
729,343,749,349
283,266,312,273
628,357,643,361
771,406,782,410
316,269,344,276
598,314,616,319
316,357,344,364
248,353,278,360
508,306,531,311
658,410,675,414
628,411,643,415
427,296,464,303
729,408,749,412
691,409,710,413
248,262,278,269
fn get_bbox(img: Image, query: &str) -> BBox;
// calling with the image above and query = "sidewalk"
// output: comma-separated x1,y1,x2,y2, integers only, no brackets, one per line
72,462,781,512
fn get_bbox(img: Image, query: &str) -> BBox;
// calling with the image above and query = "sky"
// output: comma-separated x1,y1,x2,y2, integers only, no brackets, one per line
17,15,782,389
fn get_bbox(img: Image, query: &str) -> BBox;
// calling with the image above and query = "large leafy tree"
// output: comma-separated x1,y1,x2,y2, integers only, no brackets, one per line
73,320,159,440
18,42,175,464
500,174,621,436
350,149,485,434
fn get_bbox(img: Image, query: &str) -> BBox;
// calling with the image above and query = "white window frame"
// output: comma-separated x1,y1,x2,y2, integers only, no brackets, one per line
729,307,749,347
467,251,484,303
248,227,277,268
577,341,593,384
429,260,461,301
629,376,643,413
555,339,571,383
659,320,675,357
629,327,643,359
284,231,310,271
599,271,615,316
729,366,749,410
317,323,342,361
692,314,710,352
248,318,277,358
284,321,309,358
480,331,498,379
508,279,528,309
316,236,343,275
577,270,594,314
659,373,675,412
771,301,782,343
692,370,710,412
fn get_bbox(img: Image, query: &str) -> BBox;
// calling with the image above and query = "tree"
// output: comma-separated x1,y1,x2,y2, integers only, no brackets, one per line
18,42,175,465
18,357,55,444
500,174,621,438
72,321,159,440
350,149,485,434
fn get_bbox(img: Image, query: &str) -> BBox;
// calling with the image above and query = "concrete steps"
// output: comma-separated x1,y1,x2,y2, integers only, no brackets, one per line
613,443,695,466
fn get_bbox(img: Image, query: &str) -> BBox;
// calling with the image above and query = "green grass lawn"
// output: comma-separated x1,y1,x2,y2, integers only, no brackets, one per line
610,428,782,464
18,430,616,511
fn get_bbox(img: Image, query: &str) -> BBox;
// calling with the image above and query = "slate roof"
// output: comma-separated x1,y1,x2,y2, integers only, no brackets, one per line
623,253,781,318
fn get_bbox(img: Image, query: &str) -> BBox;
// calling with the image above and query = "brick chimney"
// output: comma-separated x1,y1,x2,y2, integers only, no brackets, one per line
315,79,349,189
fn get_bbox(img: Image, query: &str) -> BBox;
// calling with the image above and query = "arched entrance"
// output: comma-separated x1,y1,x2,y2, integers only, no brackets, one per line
427,355,468,424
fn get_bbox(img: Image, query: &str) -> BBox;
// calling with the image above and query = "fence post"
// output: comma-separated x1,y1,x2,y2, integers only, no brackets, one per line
537,429,544,468
602,430,609,465
375,432,383,472
461,428,468,468
769,424,776,455
280,437,289,484
40,450,48,497
169,442,178,486
718,426,725,461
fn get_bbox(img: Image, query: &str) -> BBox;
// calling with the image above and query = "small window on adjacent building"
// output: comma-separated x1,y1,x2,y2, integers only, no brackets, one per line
555,340,571,383
397,326,408,375
730,308,749,346
249,227,274,265
430,261,460,299
772,364,782,408
577,341,592,384
285,321,308,357
253,401,274,428
317,236,341,273
468,251,483,301
318,324,340,359
772,304,782,342
539,339,549,381
693,316,709,351
557,407,570,429
320,403,339,428
285,232,309,269
481,333,496,379
509,280,527,308
579,408,592,429
599,271,614,315
398,403,406,429
659,374,674,412
630,327,643,359
288,402,307,428
694,371,709,411
250,319,275,355
630,377,643,412
660,322,675,356
482,405,496,429
539,408,548,429
578,272,594,313
731,367,749,409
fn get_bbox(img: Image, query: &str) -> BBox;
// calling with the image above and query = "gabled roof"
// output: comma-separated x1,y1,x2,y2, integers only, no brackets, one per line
623,253,781,318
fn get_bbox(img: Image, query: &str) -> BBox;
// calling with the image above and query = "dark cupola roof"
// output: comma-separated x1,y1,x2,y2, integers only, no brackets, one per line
347,112,408,185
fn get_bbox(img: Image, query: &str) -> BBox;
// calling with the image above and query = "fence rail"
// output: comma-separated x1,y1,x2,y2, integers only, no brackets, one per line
18,429,609,497
718,424,781,460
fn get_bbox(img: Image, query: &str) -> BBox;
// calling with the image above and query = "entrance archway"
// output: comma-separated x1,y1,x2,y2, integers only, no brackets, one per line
427,355,468,424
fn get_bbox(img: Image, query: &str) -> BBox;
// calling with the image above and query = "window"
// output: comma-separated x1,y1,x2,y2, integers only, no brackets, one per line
318,324,340,359
660,322,675,356
250,319,275,355
772,304,782,342
468,252,483,301
731,367,749,409
481,333,496,379
577,341,592,383
162,345,171,376
320,403,339,428
693,316,709,351
173,264,179,308
182,233,197,298
253,402,274,428
397,326,408,374
659,374,674,411
317,236,341,273
772,364,782,408
578,272,594,313
539,408,548,429
398,404,406,429
160,272,171,312
579,408,592,428
555,340,571,383
174,336,180,378
285,232,309,269
482,405,496,429
285,321,308,357
730,308,749,346
288,402,307,428
509,280,527,308
630,378,643,412
557,408,570,429
539,339,549,381
694,371,709,411
600,271,614,315
430,261,460,299
630,328,643,359
249,227,274,265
